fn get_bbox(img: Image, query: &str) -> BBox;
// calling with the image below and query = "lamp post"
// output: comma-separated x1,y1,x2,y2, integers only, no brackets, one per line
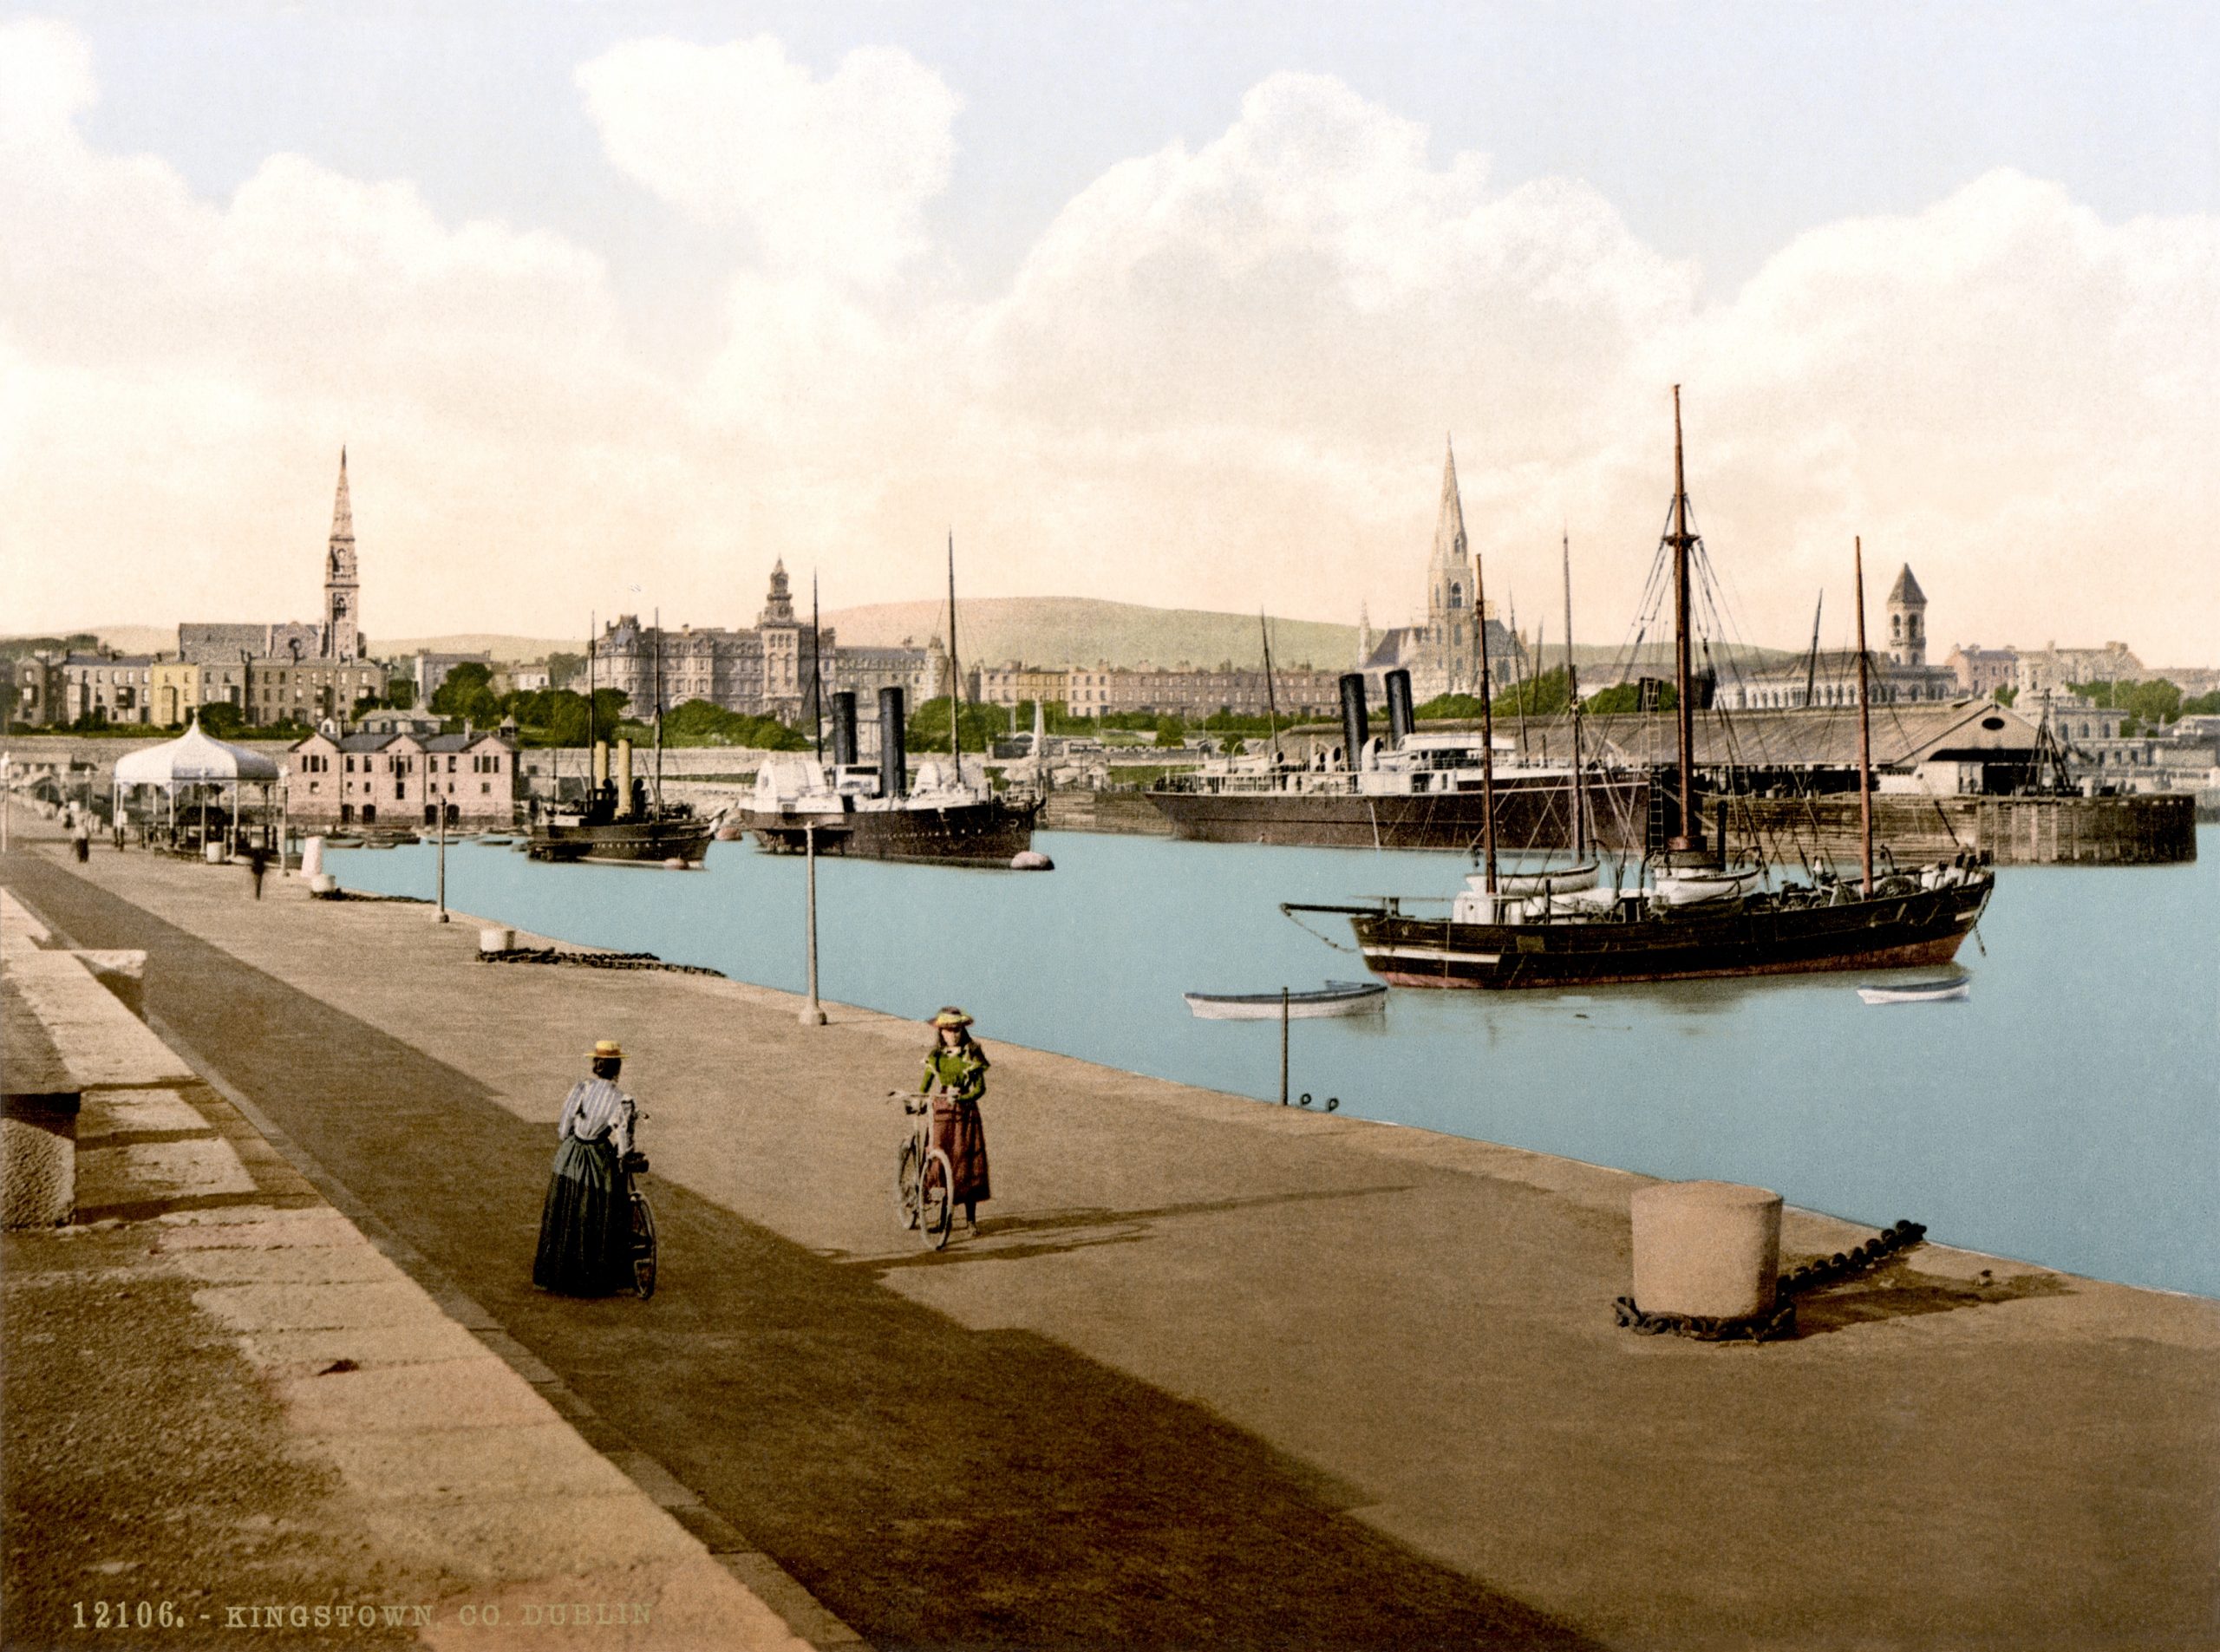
1,754,10,854
434,787,449,924
277,766,290,874
799,822,825,1026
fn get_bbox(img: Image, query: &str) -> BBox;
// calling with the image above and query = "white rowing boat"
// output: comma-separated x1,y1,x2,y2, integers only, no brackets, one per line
1184,981,1388,1021
1857,976,1970,1005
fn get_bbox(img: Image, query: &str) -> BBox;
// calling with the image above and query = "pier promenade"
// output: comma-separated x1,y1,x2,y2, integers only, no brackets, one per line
5,826,2217,1649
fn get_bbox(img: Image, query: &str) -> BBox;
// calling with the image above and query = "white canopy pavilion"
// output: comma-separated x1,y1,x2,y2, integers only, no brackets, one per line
113,718,283,853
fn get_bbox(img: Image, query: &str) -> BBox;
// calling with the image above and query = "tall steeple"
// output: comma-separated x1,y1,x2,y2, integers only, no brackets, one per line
323,447,359,661
757,558,797,627
1427,437,1473,689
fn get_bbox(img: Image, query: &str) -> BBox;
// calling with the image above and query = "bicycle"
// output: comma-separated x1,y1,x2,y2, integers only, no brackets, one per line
620,1111,656,1299
891,1091,957,1250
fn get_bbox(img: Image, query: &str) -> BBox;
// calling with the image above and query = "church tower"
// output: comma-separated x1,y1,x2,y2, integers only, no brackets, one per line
323,447,360,661
1885,565,1926,668
1426,439,1473,692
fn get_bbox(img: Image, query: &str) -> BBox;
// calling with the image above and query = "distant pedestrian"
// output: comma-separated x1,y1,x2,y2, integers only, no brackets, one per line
246,843,269,898
532,1040,641,1296
69,813,90,864
918,1007,991,1233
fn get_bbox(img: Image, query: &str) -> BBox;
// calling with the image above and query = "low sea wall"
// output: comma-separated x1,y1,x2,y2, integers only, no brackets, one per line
1723,793,2197,866
1041,789,1174,836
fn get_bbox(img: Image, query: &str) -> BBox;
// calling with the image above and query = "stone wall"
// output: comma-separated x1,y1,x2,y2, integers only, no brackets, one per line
1722,793,2197,866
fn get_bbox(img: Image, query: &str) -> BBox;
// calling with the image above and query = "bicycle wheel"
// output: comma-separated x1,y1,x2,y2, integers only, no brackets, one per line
630,1188,657,1300
918,1148,956,1250
896,1138,922,1231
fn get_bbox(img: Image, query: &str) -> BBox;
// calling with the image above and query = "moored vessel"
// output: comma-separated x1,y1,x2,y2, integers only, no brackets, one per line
1285,389,1996,991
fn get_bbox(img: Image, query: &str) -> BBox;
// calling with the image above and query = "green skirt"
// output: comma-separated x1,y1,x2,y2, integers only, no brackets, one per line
532,1137,632,1296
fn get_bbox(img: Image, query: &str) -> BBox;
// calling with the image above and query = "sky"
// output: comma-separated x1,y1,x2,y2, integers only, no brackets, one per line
1,3,2214,663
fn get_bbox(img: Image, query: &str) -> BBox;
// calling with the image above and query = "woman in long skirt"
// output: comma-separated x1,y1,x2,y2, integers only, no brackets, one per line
919,1006,991,1232
533,1039,638,1295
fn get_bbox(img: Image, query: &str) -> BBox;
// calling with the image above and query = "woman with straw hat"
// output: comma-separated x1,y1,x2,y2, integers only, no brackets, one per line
918,1007,991,1234
532,1038,641,1295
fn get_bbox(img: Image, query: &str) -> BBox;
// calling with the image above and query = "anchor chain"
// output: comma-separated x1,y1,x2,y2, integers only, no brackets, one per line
1612,1218,1927,1342
477,946,724,978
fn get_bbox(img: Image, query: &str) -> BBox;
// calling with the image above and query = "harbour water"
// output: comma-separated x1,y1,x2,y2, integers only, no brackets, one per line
329,825,2218,1299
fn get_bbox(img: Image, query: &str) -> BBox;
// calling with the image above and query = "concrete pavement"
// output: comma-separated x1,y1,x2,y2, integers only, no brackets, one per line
5,827,2217,1649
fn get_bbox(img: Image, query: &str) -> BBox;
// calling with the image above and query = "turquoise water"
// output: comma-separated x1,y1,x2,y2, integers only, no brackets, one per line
329,826,2219,1298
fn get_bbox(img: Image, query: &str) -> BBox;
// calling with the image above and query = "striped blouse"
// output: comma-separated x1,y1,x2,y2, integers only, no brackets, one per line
558,1077,634,1154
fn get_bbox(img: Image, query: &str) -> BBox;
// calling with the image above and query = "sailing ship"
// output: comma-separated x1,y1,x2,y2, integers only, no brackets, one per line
1284,389,1995,989
730,542,1042,866
528,611,714,865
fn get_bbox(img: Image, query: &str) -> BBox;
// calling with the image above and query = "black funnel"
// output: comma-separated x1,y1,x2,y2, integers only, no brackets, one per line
1339,674,1370,767
1385,669,1414,747
878,687,907,799
831,691,858,767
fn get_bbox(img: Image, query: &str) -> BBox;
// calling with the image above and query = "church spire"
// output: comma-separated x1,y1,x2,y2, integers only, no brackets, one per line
323,447,359,661
1431,437,1467,571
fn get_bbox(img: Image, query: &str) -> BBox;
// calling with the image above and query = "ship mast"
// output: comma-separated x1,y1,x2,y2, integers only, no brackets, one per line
1474,545,1498,897
946,532,960,772
1562,529,1584,860
586,612,596,807
1667,385,1703,858
1259,609,1282,762
811,572,825,763
1853,537,1874,896
652,607,664,819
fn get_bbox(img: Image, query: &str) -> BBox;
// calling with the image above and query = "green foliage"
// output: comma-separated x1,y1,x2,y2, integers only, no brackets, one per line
1413,694,1487,721
660,698,809,749
2182,690,2220,717
429,662,498,722
1494,666,1571,718
386,677,416,709
1582,680,1677,715
495,686,635,746
545,651,585,691
904,695,1007,753
1153,715,1186,748
198,702,248,738
1994,686,2018,707
2069,678,2184,730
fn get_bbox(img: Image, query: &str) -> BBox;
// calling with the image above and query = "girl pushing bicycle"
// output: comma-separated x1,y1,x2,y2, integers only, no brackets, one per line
919,1007,991,1235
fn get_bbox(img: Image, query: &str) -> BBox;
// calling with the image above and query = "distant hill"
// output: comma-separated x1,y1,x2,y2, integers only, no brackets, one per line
372,635,578,662
825,597,1360,671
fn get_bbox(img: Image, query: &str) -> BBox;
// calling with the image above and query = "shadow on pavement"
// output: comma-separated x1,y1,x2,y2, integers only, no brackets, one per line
6,854,1599,1652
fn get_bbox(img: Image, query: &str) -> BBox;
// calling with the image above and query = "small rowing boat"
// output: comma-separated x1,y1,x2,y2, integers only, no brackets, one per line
1184,981,1388,1021
1857,976,1970,1005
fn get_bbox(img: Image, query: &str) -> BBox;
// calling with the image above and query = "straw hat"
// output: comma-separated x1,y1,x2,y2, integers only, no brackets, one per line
591,1039,624,1061
927,1007,973,1030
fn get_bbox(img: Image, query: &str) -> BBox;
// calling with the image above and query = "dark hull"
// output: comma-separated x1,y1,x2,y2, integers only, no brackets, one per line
1149,773,1648,852
1351,877,1991,989
745,797,1040,866
526,819,715,865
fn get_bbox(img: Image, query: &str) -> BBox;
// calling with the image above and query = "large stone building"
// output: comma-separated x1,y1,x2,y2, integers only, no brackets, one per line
1099,665,1345,718
1355,442,1524,702
591,563,948,726
2014,642,2145,697
286,723,519,827
1718,565,1960,710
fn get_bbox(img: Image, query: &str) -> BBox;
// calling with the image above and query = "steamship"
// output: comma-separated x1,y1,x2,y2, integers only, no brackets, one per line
526,735,714,865
1284,389,1995,989
1147,669,1648,852
726,686,1041,866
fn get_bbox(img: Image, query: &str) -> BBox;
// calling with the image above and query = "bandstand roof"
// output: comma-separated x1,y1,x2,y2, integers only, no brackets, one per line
113,721,283,786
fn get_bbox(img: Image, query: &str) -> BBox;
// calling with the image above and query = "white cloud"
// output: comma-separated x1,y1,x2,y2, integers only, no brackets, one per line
1,22,2213,668
577,35,959,288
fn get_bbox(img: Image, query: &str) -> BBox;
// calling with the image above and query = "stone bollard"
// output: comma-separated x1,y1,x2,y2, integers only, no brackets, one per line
1629,1179,1782,1321
479,927,514,955
204,841,226,865
308,872,338,896
2,1095,80,1228
300,835,324,878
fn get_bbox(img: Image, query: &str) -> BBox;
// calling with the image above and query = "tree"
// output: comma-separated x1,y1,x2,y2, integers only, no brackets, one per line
545,651,585,691
2182,689,2220,717
905,695,1004,753
429,662,494,716
199,702,248,738
1995,686,2018,707
1583,681,1676,715
386,677,416,709
1154,715,1186,748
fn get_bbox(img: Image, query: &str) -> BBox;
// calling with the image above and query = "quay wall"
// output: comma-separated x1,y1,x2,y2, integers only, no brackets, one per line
1723,793,2197,866
1041,788,1175,836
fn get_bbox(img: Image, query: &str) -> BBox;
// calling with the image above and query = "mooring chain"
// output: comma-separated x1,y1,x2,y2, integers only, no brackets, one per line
1612,1218,1927,1342
476,946,723,978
